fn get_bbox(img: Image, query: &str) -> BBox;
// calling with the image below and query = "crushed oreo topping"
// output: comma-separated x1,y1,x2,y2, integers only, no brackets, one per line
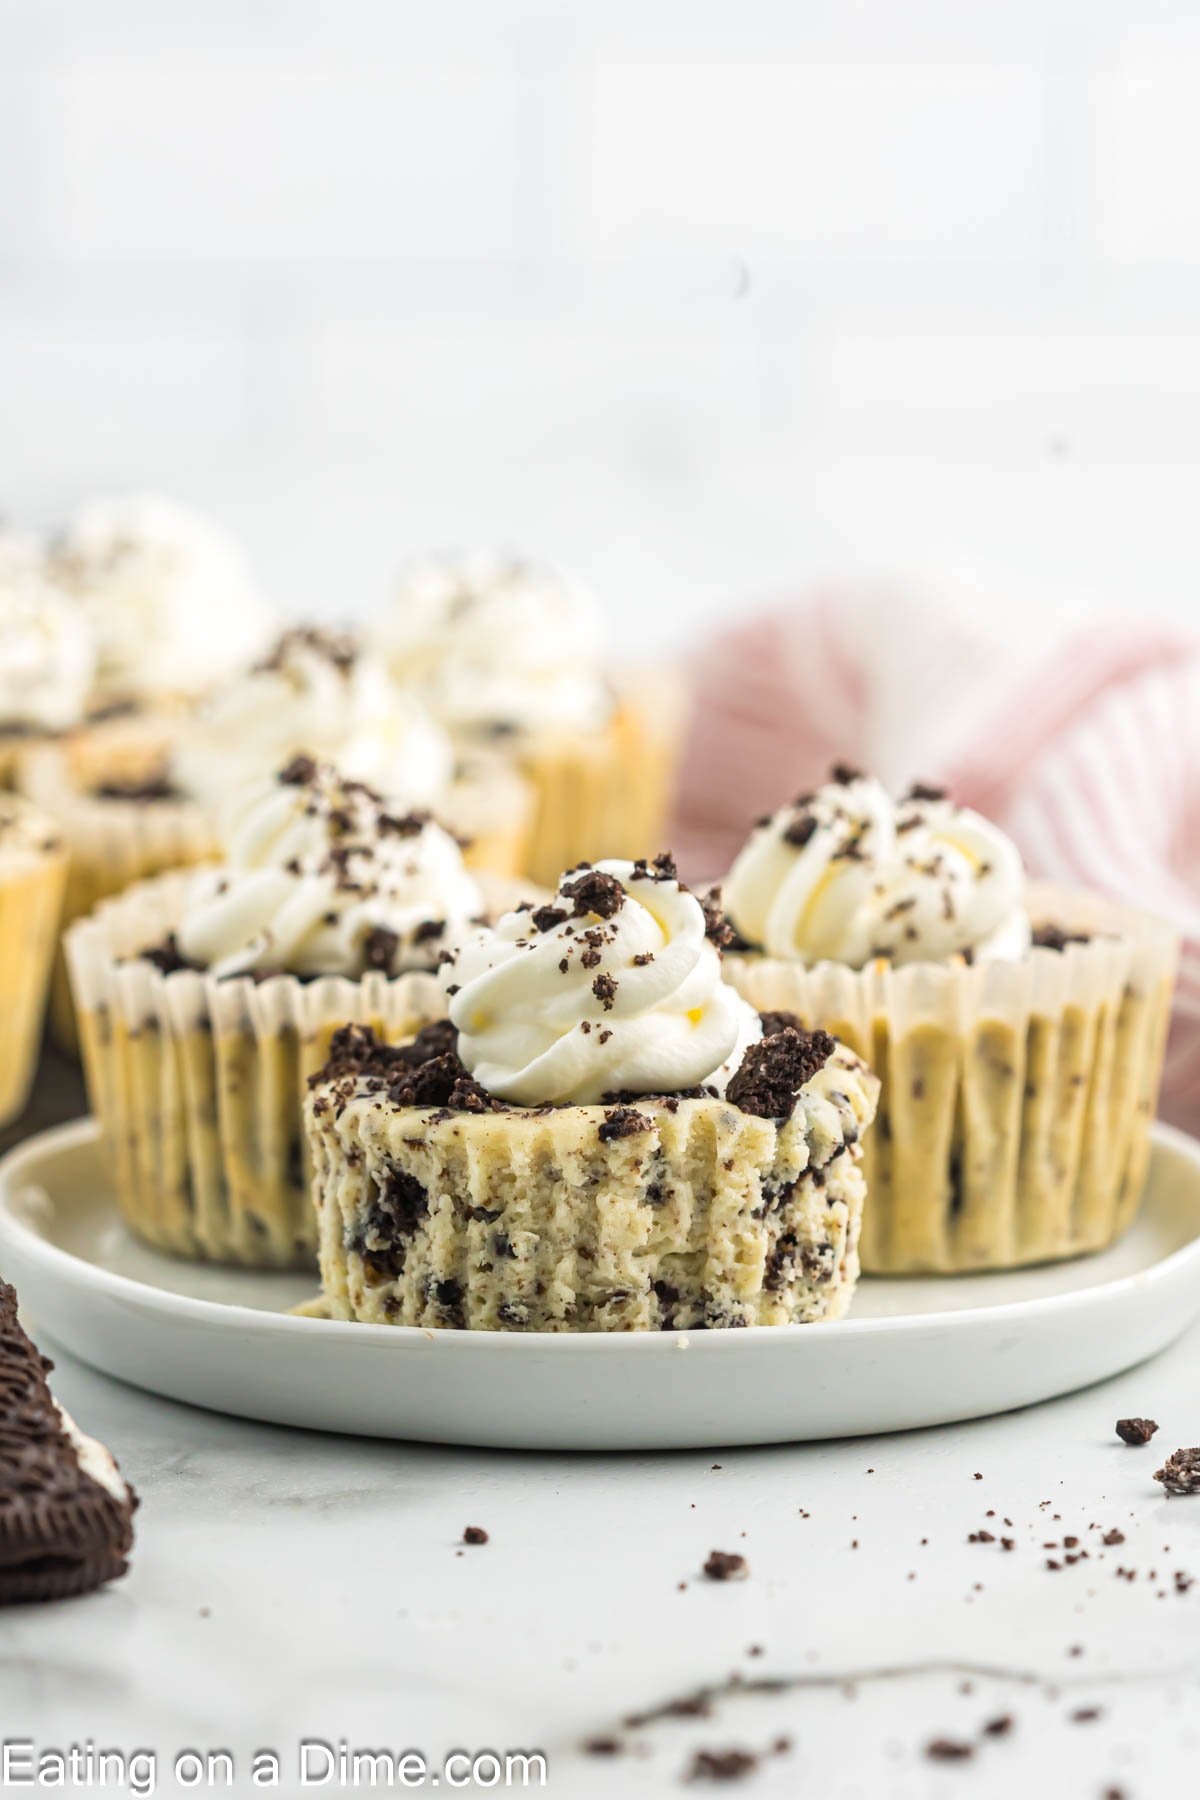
1032,924,1093,953
783,813,818,849
598,1107,653,1143
462,1526,489,1545
311,1021,505,1116
254,625,358,675
138,933,203,976
531,905,567,934
904,781,948,803
91,770,182,803
699,886,735,949
278,752,319,787
592,972,618,1011
561,867,626,920
726,1024,836,1121
829,761,863,785
363,926,400,974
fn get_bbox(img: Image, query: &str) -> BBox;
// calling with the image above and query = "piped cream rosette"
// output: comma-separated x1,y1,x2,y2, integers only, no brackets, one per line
721,774,1178,1272
67,762,497,1267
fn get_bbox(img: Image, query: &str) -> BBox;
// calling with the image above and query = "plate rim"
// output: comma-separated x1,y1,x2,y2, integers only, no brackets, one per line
3,1115,1200,1355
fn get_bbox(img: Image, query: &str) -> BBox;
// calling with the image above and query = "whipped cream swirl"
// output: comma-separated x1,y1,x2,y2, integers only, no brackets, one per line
51,494,273,702
175,759,483,980
172,627,453,808
443,857,761,1105
0,533,95,733
724,768,1030,967
376,551,612,737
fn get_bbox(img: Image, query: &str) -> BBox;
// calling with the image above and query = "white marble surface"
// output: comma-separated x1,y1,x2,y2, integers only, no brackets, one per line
3,1306,1198,1798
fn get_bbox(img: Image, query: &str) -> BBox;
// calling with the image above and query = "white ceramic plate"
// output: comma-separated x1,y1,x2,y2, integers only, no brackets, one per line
2,1118,1200,1451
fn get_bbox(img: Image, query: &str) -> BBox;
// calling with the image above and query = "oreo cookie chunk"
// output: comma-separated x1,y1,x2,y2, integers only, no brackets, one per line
0,1282,136,1603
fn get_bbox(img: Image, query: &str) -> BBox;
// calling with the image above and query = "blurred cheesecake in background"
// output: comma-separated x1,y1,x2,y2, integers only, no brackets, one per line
373,550,686,887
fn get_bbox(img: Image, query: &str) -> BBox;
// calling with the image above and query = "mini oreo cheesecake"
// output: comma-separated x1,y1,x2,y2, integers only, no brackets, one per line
305,857,879,1331
27,625,534,1052
719,765,1178,1274
372,551,683,887
67,757,491,1267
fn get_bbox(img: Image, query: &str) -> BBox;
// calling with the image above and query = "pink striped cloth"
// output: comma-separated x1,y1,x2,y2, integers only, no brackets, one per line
673,598,1200,1129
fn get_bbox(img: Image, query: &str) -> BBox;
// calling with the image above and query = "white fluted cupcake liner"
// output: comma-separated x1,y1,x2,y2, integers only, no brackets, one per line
66,868,444,1268
20,739,216,1054
724,883,1178,1273
0,815,67,1126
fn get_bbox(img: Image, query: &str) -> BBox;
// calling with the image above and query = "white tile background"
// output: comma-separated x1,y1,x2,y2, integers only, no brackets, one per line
3,0,1200,652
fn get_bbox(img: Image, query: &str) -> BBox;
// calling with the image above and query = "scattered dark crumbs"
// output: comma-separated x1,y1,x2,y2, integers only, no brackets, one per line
531,905,567,933
462,1526,488,1546
1155,1447,1200,1495
703,1551,748,1582
1115,1417,1158,1445
904,781,947,803
582,1738,624,1757
829,762,862,785
1070,1708,1102,1724
925,1740,974,1762
982,1716,1014,1737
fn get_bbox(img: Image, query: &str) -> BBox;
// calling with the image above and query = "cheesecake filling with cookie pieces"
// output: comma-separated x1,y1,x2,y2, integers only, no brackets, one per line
305,868,879,1332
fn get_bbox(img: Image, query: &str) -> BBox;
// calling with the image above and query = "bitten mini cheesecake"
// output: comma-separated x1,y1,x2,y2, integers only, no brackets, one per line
719,765,1178,1274
67,757,487,1267
306,857,879,1331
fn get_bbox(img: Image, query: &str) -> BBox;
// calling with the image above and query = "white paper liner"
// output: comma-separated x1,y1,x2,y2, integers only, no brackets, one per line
20,739,218,1053
66,867,445,1268
513,668,689,887
0,827,67,1125
724,882,1179,1273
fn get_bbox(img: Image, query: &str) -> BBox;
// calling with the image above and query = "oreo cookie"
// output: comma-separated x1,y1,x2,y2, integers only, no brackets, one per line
0,1281,136,1604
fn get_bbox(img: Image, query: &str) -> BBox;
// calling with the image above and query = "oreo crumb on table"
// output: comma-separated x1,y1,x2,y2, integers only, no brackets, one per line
925,1739,975,1762
582,1737,624,1757
685,1748,759,1783
462,1526,489,1545
703,1550,748,1582
1154,1447,1200,1495
1115,1417,1158,1446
